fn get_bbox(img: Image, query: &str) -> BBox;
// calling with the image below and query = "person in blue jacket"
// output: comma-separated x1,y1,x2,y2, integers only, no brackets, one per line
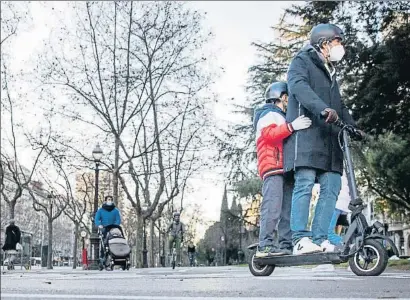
95,195,122,239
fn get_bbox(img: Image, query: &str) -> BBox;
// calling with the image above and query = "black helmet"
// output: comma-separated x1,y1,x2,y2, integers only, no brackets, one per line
264,82,287,102
310,23,344,47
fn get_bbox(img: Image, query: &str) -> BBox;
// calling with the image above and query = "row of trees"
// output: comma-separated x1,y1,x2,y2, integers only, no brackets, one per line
1,1,218,268
218,1,410,217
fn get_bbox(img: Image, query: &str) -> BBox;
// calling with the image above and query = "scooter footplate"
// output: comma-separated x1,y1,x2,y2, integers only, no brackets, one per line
253,252,343,267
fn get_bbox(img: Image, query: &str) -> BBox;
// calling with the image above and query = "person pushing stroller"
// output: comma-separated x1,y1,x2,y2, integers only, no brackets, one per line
94,196,122,268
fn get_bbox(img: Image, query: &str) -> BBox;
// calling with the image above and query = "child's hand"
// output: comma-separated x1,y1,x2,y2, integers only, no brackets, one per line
291,115,312,131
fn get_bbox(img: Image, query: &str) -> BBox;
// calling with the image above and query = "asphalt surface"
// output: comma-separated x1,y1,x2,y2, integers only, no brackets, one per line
1,265,410,299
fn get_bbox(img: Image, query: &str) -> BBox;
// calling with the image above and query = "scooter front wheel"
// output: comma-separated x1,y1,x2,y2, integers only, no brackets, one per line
248,253,275,276
348,238,388,276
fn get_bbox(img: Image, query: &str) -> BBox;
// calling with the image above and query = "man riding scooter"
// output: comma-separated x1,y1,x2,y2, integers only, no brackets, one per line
284,23,359,255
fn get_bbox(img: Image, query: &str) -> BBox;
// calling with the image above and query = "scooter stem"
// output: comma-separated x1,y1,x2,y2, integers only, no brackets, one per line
342,130,362,207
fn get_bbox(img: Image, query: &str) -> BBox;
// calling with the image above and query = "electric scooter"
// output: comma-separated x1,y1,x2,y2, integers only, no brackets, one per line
248,112,399,277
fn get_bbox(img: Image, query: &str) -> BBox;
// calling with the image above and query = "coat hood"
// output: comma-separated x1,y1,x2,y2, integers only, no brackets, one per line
253,103,285,130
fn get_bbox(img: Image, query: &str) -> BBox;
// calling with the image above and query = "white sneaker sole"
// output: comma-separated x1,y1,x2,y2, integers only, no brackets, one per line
293,249,323,255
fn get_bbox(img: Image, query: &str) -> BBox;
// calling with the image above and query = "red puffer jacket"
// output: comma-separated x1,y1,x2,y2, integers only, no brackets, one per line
254,104,294,180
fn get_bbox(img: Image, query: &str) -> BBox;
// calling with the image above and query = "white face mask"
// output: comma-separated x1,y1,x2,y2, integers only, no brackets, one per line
106,201,113,206
329,44,345,62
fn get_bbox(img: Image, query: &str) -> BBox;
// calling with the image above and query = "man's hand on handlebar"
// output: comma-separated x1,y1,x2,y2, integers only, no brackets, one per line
98,225,104,229
320,110,365,141
322,108,339,124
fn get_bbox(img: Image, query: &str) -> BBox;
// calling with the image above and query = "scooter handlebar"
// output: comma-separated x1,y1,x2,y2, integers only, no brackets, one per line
320,111,364,140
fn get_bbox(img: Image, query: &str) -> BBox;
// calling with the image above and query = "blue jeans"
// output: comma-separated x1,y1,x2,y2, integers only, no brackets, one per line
328,209,343,245
259,174,293,249
290,168,341,245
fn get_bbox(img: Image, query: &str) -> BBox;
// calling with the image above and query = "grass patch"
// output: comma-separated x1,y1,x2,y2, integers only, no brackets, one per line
387,259,410,270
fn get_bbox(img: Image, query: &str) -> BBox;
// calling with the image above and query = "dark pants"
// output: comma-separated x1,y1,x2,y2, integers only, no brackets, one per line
258,174,293,249
169,236,182,264
99,228,108,261
188,252,195,266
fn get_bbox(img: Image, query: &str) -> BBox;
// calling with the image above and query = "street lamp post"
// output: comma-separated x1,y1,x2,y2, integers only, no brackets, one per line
89,144,103,270
142,203,148,268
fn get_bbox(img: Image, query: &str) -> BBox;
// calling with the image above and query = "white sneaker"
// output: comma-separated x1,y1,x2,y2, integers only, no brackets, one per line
293,237,323,255
320,240,336,252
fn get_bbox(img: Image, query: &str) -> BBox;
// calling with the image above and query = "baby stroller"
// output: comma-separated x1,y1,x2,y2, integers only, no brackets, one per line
98,225,131,271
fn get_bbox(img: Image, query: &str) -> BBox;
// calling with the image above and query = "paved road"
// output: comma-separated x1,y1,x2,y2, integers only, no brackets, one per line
1,266,410,299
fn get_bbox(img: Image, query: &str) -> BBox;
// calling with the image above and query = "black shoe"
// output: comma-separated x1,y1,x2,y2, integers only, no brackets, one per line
255,246,288,258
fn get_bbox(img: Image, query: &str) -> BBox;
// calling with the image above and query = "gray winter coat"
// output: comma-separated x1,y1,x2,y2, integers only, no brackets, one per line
283,44,355,175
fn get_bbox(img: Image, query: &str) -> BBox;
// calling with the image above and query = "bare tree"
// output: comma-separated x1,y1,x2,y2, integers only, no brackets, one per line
27,129,96,269
0,64,47,219
0,1,30,46
37,1,216,267
28,179,68,269
0,1,41,221
56,169,92,269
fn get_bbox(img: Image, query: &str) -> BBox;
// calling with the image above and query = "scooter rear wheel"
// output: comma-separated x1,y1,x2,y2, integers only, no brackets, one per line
348,238,388,276
248,253,275,276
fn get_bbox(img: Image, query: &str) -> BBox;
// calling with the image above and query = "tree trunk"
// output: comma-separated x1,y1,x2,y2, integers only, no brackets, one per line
134,215,144,268
113,136,120,205
47,219,53,269
149,219,155,267
158,219,162,266
72,222,79,269
9,201,16,220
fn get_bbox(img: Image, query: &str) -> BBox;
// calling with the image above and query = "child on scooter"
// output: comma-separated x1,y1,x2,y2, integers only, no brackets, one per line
254,81,312,257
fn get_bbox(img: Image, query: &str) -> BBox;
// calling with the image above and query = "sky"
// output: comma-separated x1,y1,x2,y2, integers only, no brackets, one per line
5,1,296,240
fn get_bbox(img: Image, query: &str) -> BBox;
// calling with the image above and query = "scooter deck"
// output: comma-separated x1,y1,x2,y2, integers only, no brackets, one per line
253,252,344,267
